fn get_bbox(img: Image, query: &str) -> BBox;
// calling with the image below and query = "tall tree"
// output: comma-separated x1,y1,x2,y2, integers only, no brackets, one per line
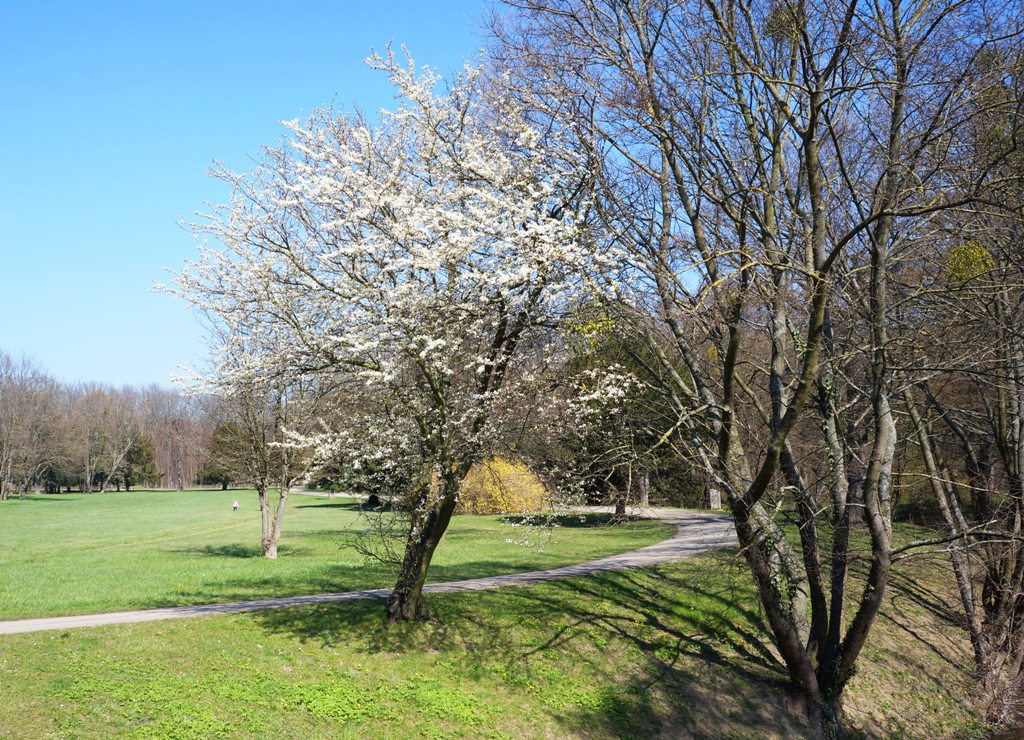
122,434,160,491
168,52,589,618
0,353,55,499
491,0,1021,732
200,421,245,490
895,51,1024,719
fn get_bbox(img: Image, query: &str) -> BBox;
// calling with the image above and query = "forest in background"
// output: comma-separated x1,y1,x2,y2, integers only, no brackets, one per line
0,352,209,497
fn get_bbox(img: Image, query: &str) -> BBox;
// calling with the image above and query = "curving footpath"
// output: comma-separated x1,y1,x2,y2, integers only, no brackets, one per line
0,507,736,636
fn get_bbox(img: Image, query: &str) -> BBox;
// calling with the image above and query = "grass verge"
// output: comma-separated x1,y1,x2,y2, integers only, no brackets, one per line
0,490,671,620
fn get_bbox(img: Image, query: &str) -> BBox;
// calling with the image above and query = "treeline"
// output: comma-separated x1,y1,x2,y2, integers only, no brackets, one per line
0,352,209,499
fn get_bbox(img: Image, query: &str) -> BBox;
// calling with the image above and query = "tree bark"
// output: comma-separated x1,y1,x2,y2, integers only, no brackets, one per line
260,480,288,559
387,477,461,622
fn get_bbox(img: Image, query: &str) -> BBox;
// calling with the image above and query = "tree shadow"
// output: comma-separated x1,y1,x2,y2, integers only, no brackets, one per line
171,543,312,559
502,513,651,529
136,564,394,610
9,496,77,503
249,548,809,738
294,503,360,510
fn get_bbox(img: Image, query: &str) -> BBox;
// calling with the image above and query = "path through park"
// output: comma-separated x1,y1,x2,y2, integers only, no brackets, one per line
0,507,735,635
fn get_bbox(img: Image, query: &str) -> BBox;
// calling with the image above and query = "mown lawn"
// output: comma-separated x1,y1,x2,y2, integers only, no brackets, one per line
0,547,793,740
0,490,671,620
0,542,983,740
0,493,986,739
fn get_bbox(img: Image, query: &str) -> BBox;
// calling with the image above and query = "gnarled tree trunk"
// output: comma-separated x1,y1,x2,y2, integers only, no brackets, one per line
387,474,463,622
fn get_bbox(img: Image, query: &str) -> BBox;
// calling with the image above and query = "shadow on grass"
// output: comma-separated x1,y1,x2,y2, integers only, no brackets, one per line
8,495,78,503
250,547,806,739
136,565,395,610
502,513,649,529
171,543,313,559
132,548,675,614
143,556,604,609
293,497,392,512
295,503,361,510
867,565,968,693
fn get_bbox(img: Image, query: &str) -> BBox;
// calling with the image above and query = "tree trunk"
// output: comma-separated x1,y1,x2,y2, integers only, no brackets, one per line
260,481,289,559
388,478,461,622
904,390,994,691
612,487,627,521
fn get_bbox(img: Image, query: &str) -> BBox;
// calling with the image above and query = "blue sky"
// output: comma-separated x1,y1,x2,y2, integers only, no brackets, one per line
0,0,486,386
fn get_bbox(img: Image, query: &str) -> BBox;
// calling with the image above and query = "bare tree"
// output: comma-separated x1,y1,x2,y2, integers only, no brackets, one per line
491,0,1021,732
146,387,208,489
0,353,56,499
897,85,1024,719
209,371,320,558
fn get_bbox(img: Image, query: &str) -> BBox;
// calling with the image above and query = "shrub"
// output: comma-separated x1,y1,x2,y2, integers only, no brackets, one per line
457,457,549,515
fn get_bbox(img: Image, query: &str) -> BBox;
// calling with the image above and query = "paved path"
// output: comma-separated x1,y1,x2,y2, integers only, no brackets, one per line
0,508,735,635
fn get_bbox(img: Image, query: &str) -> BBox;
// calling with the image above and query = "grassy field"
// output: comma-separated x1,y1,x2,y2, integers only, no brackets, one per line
0,490,672,620
0,492,987,739
0,543,983,740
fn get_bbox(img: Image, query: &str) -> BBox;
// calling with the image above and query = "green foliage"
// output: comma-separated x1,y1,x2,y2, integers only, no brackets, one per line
565,305,617,355
945,240,995,283
200,422,245,489
124,434,159,490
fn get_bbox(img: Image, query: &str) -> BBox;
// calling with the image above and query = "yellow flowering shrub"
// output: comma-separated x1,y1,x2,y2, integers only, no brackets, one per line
457,457,549,515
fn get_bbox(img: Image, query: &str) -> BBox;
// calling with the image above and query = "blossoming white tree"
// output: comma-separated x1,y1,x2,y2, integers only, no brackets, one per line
170,50,588,621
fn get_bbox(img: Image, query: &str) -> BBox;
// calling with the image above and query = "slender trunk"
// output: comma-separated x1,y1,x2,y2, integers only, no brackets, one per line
613,486,627,521
904,390,993,686
782,444,829,659
261,478,288,559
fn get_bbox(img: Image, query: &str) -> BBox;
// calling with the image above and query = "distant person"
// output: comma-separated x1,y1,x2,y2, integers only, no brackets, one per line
232,500,239,511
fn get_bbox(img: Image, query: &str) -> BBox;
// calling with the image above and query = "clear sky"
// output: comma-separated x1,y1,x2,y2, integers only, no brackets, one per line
0,0,486,387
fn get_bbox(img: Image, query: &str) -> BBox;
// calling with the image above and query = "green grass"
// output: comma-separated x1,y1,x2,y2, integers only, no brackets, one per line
0,544,984,739
0,490,672,620
0,494,985,739
0,548,811,740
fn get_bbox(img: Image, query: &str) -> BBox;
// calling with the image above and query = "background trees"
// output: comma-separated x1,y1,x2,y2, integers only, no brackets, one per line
199,421,244,490
4,1,1022,731
0,354,55,500
888,55,1024,718
0,351,211,495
